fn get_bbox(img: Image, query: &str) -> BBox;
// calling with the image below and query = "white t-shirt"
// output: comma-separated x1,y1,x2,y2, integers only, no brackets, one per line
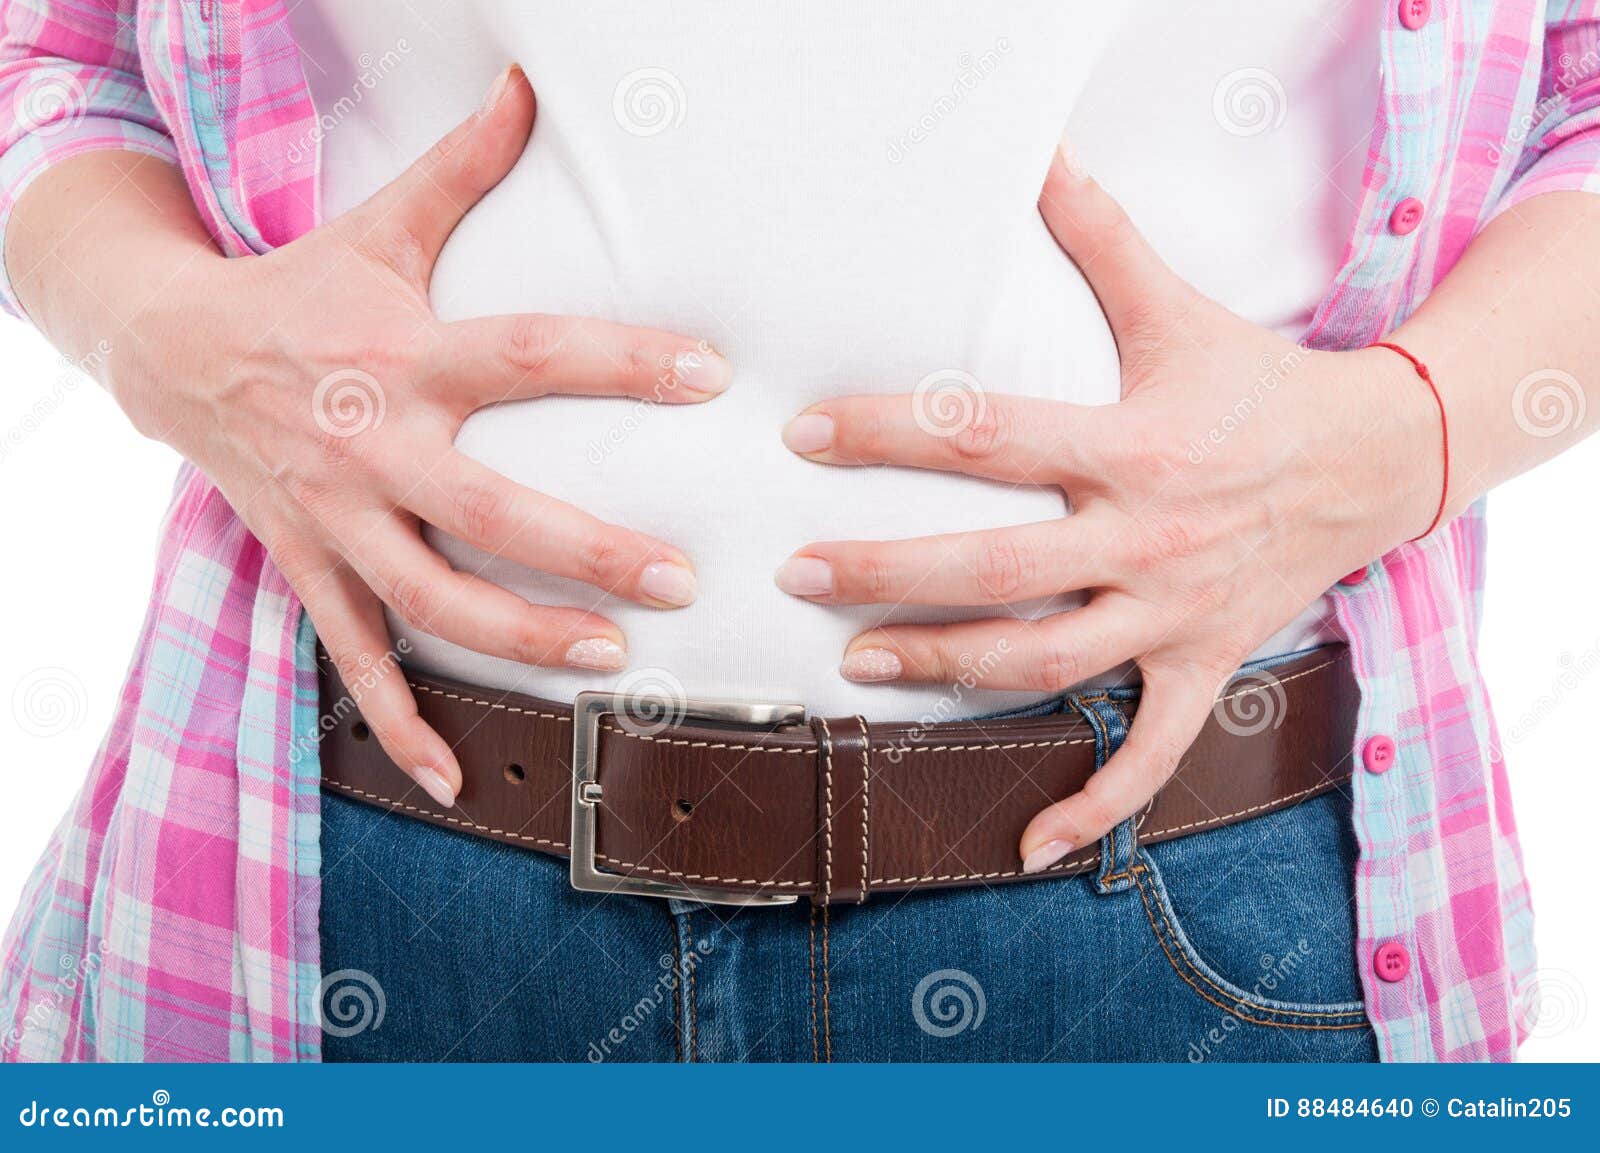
289,1,1378,719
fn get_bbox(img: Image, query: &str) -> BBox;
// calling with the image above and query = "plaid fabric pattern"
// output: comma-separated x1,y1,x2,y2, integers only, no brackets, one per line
2,0,1597,1062
0,467,323,1061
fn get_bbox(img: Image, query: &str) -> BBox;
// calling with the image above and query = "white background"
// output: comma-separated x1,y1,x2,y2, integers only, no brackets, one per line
1,315,1595,1061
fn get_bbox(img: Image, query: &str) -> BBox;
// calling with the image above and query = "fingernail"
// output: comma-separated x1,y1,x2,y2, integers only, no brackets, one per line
639,562,698,607
1022,839,1074,875
672,348,732,396
775,556,833,597
413,766,458,809
841,647,902,683
1056,142,1089,181
480,63,520,116
782,413,834,455
565,637,628,672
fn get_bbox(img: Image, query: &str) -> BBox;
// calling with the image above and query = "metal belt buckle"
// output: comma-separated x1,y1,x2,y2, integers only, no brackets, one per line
570,691,807,906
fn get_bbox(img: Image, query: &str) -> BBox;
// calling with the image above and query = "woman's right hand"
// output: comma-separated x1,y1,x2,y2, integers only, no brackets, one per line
113,66,727,806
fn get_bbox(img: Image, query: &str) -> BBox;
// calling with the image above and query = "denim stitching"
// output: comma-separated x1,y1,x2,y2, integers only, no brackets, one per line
671,921,684,1063
808,904,820,1063
1084,701,1119,879
1138,856,1366,1016
821,905,833,1061
1131,865,1368,1028
685,911,698,1061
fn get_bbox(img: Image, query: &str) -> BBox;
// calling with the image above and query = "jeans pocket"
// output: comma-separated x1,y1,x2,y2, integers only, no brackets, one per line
1128,791,1370,1032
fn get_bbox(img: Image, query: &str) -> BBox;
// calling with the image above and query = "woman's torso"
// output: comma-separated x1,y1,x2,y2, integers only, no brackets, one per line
291,0,1376,717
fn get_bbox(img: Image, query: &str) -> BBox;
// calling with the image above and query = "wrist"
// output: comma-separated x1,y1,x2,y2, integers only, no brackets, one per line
112,251,235,450
1342,343,1448,547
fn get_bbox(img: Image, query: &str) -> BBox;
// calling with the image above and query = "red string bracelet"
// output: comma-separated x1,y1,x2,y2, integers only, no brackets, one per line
1367,340,1449,542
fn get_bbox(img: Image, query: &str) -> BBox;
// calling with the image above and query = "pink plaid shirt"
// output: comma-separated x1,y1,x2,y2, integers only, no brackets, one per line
3,0,1598,1062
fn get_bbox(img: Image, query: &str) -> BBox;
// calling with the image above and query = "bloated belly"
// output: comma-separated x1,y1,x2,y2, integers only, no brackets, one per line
391,157,1122,718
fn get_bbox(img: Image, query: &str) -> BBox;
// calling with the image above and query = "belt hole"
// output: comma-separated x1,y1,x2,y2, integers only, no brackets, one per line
674,798,694,821
504,763,526,784
351,721,370,742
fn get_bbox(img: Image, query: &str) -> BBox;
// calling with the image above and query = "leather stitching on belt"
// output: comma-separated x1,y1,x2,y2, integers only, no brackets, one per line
315,651,1351,897
856,715,870,902
319,775,1341,888
379,656,1340,745
817,716,835,904
319,778,569,848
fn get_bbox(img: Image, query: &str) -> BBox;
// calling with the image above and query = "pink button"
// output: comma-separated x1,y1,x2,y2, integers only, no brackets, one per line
1374,940,1411,983
1398,0,1431,31
1390,197,1425,235
1339,568,1368,587
1363,735,1397,775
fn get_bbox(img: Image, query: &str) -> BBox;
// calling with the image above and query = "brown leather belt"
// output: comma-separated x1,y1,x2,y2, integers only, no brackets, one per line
317,646,1356,906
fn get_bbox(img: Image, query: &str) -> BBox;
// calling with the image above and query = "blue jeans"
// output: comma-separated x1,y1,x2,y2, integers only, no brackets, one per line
320,669,1377,1062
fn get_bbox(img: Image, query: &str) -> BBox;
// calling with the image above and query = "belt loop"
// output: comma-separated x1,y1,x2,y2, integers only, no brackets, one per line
1068,694,1138,894
810,716,872,905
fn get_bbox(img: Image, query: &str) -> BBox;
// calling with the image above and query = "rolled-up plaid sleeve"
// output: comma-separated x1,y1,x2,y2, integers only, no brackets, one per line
1496,5,1600,214
0,0,177,319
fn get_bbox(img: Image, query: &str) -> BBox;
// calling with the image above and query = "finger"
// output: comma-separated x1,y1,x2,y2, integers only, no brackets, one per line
837,599,1144,694
777,513,1115,607
782,393,1096,484
354,518,634,671
355,63,536,277
300,562,463,807
1018,663,1218,872
405,451,699,609
428,314,731,409
1038,144,1192,344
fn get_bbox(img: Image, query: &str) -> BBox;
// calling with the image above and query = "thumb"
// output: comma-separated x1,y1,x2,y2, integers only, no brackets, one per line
356,63,536,280
1038,144,1191,348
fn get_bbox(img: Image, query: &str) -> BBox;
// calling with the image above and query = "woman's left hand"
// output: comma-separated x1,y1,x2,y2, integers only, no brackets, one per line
777,147,1440,874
